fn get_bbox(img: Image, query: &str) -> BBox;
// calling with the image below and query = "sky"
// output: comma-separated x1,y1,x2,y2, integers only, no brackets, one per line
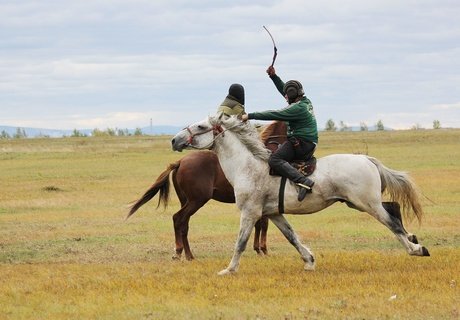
1,0,459,130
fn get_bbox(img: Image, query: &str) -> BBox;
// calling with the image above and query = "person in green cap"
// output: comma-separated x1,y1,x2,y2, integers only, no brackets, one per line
242,66,318,201
217,83,246,116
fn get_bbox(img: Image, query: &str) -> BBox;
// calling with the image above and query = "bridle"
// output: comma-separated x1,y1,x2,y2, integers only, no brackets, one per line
184,123,225,149
183,120,269,150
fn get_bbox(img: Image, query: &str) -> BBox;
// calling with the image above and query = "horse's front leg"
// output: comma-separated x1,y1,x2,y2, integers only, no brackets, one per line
253,219,262,255
218,212,260,276
259,216,269,255
269,214,315,270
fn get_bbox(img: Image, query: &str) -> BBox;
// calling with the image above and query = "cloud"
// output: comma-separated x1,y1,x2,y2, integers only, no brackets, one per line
0,0,459,130
431,102,460,110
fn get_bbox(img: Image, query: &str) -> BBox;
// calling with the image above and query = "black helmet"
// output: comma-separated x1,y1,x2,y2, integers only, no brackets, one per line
283,80,304,103
228,83,245,105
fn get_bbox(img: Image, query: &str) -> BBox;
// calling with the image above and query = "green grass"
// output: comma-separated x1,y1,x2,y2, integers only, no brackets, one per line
1,130,459,319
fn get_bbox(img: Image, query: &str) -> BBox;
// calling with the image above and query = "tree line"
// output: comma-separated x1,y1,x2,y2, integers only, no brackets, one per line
71,128,144,137
0,127,145,139
0,120,445,139
323,119,442,131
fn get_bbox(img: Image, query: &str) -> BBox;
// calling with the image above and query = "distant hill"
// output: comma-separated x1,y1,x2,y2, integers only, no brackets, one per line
0,123,396,138
141,125,184,135
0,125,183,138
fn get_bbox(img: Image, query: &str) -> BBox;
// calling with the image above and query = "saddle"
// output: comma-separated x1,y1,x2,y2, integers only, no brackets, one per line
269,157,317,177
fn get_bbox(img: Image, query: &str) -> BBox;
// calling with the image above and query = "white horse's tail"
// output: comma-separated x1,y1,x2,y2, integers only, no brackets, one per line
367,157,423,223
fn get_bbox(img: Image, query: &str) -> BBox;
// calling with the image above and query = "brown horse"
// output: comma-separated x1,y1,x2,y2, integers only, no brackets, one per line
127,121,287,260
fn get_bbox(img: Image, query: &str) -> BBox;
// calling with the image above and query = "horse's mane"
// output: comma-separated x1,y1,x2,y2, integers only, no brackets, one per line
210,115,271,162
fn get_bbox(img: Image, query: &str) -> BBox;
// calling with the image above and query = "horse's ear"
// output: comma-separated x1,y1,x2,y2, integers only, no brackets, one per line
217,111,225,120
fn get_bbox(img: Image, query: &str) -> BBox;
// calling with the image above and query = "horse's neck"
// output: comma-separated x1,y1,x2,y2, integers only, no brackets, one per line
213,131,266,187
260,121,287,143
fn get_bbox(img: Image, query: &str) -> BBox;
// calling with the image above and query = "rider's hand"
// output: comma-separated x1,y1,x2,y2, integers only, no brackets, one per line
240,114,249,122
266,66,276,77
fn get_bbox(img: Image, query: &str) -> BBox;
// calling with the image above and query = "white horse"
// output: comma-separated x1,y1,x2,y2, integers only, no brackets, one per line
171,115,430,275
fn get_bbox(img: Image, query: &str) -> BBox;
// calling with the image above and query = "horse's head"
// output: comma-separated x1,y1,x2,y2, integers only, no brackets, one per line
171,116,224,152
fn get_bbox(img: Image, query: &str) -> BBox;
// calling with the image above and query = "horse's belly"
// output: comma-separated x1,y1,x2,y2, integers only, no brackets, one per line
262,194,331,216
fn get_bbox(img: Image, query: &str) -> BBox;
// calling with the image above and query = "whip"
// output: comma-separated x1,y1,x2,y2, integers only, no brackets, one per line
263,25,278,67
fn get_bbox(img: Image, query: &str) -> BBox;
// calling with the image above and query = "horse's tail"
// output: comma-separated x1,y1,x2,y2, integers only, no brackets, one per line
126,160,181,220
367,156,423,223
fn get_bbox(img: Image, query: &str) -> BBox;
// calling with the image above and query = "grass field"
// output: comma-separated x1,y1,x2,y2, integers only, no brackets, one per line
1,129,459,319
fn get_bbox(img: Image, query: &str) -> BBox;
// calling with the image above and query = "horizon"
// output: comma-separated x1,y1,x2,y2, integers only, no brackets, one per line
1,121,455,139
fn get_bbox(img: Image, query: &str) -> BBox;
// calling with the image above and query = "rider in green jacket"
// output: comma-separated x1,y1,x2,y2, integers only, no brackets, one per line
242,67,318,201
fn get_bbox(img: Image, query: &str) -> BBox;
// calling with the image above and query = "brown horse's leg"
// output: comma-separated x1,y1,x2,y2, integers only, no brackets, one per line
259,216,269,255
181,215,194,260
171,152,220,260
172,211,186,260
172,169,188,260
172,199,208,261
253,217,269,255
253,220,262,255
172,205,197,260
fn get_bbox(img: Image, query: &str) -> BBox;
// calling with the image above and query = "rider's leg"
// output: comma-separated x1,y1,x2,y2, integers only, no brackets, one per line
268,140,314,201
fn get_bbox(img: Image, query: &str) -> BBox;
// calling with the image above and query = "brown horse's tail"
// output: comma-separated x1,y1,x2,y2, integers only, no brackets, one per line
126,160,181,220
367,156,423,224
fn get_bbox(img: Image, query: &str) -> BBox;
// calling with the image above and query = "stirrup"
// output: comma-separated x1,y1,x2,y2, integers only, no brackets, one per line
296,182,313,190
296,182,313,202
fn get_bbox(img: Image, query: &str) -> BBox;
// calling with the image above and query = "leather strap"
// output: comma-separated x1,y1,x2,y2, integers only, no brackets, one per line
278,176,287,214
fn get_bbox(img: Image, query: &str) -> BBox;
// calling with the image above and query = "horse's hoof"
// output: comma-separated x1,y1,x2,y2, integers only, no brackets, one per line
304,263,315,271
172,254,181,261
255,250,267,257
422,247,430,256
408,234,419,244
217,268,236,276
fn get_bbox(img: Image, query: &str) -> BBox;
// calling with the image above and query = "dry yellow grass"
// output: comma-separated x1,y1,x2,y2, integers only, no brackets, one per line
1,130,459,319
1,250,459,319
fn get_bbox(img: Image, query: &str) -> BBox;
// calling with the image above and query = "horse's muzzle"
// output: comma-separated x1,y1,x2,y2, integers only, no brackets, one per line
171,138,187,152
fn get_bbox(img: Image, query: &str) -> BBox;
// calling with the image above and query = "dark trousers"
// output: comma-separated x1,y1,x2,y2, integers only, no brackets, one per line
268,137,316,183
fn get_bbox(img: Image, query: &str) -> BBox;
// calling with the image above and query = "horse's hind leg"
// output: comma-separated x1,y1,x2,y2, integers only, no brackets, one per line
181,215,194,260
365,202,429,256
172,199,207,261
383,202,418,245
268,215,315,270
172,210,187,260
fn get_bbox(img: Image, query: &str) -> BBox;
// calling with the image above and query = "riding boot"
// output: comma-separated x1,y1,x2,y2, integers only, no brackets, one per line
275,162,315,201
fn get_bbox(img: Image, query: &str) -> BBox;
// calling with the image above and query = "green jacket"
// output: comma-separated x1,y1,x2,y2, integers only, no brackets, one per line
247,75,318,143
217,96,245,116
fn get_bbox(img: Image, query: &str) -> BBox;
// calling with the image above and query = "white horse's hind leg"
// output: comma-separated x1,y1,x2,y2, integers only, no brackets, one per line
365,202,429,256
269,215,315,271
218,213,259,276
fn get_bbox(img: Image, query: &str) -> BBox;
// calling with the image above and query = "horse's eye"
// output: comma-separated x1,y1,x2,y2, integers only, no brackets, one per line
197,125,206,130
